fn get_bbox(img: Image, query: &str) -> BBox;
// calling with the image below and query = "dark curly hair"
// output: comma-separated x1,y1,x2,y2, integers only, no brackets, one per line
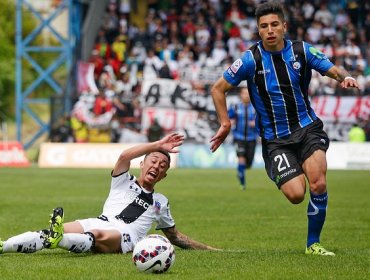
255,1,286,24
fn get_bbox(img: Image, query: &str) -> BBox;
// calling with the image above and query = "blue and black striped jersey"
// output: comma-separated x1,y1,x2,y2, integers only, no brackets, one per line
228,102,257,141
223,40,334,140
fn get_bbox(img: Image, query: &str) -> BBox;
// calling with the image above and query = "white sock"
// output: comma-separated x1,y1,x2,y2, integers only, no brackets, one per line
3,231,44,253
58,233,94,253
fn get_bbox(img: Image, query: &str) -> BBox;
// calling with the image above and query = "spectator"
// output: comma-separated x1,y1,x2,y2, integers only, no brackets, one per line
195,21,211,54
115,72,134,102
93,91,113,116
302,1,315,23
147,118,164,142
314,3,334,27
111,34,127,63
143,49,163,80
158,62,173,79
79,0,369,146
335,9,350,28
348,123,366,142
344,39,364,71
88,49,105,81
306,20,322,44
207,40,228,67
50,115,72,143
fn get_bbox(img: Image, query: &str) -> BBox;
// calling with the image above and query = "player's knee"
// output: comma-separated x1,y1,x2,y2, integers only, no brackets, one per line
281,178,306,204
91,230,121,253
287,193,305,204
309,177,327,194
91,230,104,241
283,188,305,204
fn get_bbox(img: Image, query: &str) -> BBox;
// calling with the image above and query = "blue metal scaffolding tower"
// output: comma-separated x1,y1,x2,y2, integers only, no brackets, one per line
15,0,82,149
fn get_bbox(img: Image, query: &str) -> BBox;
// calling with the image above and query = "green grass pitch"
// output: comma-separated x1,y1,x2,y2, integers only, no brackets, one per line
0,167,369,279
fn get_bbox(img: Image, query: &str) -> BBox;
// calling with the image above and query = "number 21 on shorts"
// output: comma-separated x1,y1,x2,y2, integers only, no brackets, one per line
274,153,290,172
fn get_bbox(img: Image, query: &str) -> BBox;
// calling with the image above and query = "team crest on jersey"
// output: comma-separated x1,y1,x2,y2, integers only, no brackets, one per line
154,201,161,213
230,58,243,73
293,61,301,70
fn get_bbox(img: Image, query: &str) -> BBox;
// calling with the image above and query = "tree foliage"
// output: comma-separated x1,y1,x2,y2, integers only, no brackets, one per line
0,0,17,119
0,0,58,119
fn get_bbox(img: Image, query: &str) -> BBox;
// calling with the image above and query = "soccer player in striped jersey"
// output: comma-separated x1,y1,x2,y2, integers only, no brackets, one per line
210,2,359,256
228,87,258,190
0,133,218,255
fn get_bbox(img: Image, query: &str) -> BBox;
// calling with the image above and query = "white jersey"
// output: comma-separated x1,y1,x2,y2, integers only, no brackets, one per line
101,171,175,240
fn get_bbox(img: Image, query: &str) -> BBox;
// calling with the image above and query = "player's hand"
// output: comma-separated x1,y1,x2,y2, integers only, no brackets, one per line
159,133,185,153
210,125,230,153
340,77,359,89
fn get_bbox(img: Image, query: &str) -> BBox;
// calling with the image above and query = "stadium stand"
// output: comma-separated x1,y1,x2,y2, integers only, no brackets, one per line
51,0,370,143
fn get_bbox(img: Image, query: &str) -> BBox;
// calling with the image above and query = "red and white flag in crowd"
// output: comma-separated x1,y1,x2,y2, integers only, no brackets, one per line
77,62,99,94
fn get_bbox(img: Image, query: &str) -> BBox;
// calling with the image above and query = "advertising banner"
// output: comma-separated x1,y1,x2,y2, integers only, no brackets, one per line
0,142,30,167
38,143,178,169
38,142,370,169
178,144,264,169
327,142,370,169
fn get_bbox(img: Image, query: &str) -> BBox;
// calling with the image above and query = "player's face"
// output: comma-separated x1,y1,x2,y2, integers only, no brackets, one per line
258,14,286,52
141,152,169,187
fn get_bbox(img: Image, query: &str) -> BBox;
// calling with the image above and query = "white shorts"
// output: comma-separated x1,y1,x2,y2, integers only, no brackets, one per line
76,217,138,253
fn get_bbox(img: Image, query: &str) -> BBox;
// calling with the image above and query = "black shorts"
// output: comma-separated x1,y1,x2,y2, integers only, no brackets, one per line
262,119,329,188
234,139,257,168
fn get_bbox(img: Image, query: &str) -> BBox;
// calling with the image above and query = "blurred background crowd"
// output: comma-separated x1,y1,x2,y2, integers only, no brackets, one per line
51,0,370,144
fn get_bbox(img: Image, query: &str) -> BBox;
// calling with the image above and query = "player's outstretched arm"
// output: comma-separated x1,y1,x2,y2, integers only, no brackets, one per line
325,66,359,89
112,133,185,176
162,226,220,251
210,77,234,153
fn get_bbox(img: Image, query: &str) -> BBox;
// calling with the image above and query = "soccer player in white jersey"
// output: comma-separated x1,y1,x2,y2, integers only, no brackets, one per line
0,133,218,254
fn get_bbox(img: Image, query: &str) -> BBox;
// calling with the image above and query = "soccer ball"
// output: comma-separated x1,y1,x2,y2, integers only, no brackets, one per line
132,234,175,273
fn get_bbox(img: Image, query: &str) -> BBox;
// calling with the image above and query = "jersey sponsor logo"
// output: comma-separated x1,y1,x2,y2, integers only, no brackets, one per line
280,168,297,178
257,69,270,75
309,47,327,60
275,168,297,184
230,58,242,73
116,191,154,223
135,197,150,210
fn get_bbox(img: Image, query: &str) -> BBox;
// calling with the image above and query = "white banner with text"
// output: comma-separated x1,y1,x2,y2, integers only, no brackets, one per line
38,142,370,170
38,143,178,168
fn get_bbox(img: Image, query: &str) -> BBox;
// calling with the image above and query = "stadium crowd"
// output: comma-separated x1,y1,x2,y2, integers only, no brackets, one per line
52,0,370,143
